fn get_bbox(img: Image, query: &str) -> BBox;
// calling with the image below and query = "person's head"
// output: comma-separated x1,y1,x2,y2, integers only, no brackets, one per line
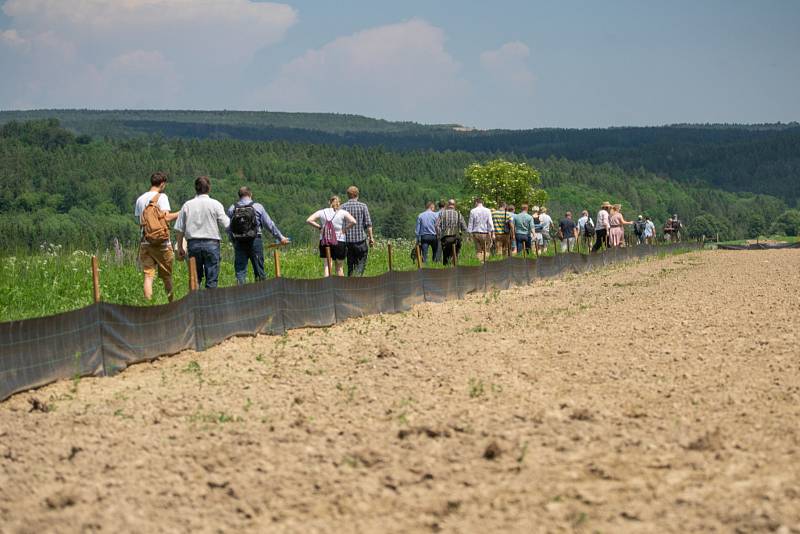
507,204,515,212
426,201,435,211
565,211,573,219
346,185,359,199
614,204,622,212
637,214,643,220
447,199,456,209
645,215,651,221
150,171,168,190
540,207,548,214
438,200,445,210
521,203,529,213
474,197,483,206
195,176,211,195
532,205,540,213
581,209,588,217
238,186,252,199
673,213,678,219
601,201,611,210
329,195,341,209
610,204,619,213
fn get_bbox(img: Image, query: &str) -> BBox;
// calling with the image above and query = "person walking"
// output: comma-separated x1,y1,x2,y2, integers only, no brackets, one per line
433,200,446,262
608,204,633,247
175,176,231,289
468,197,494,262
227,186,289,285
340,186,374,277
577,209,594,252
437,199,467,266
643,215,656,244
513,204,535,256
134,171,179,301
491,203,514,257
415,201,439,264
539,207,554,254
633,215,647,245
558,211,579,252
306,195,356,277
592,201,612,252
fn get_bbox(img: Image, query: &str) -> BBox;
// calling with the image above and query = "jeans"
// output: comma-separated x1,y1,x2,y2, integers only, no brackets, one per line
418,235,438,263
592,229,608,252
560,237,576,253
346,240,369,276
233,237,265,285
187,239,221,289
515,234,532,255
441,235,461,266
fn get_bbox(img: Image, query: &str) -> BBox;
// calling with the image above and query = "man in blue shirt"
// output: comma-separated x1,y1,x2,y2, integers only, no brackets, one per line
227,186,289,285
415,201,439,263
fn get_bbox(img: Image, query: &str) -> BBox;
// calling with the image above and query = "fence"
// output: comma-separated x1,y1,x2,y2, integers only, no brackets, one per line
0,243,701,401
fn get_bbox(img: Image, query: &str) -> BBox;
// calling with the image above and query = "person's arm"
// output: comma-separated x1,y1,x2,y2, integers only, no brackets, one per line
459,214,468,235
306,211,321,230
467,212,474,233
174,207,187,258
364,206,374,246
216,201,231,230
343,211,357,232
259,204,288,244
415,215,422,241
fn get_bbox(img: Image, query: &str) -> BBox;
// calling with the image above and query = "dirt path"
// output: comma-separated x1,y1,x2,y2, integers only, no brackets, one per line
2,250,799,533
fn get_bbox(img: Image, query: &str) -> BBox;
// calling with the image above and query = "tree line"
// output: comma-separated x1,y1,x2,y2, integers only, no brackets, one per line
0,119,796,251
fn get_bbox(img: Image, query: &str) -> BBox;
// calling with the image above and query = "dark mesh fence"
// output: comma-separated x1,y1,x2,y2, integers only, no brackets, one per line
0,244,700,400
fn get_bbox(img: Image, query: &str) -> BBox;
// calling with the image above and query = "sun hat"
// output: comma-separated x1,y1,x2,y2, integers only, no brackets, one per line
601,201,611,208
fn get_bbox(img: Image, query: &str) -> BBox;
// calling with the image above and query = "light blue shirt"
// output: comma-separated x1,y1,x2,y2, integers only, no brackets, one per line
416,210,439,237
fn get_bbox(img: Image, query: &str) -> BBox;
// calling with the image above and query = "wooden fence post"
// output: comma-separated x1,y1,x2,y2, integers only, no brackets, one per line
415,244,422,270
452,243,458,266
273,249,281,278
387,243,394,272
188,256,198,291
91,255,101,303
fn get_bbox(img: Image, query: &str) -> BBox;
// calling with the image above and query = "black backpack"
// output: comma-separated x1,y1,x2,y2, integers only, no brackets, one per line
584,219,595,237
634,220,646,235
230,205,258,241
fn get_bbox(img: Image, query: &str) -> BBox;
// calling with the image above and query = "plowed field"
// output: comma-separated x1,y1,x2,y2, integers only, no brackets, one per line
2,250,799,533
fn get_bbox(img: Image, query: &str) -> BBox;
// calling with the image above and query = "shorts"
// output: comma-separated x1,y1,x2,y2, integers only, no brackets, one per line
139,243,174,279
319,242,347,260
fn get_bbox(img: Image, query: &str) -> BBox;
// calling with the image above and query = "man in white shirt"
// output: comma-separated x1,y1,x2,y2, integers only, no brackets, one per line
134,172,179,301
592,201,612,252
539,207,554,253
175,176,231,289
467,197,494,262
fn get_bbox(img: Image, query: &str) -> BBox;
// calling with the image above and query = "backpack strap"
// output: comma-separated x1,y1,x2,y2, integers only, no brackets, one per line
150,192,161,206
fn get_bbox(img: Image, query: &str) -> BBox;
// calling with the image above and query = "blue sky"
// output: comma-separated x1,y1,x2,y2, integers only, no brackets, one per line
1,0,798,128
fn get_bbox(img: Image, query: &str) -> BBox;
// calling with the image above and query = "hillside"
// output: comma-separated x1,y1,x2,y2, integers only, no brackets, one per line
0,119,792,250
1,110,798,205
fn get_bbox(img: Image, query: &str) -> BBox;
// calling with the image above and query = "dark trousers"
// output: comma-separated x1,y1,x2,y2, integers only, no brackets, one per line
441,235,461,266
187,239,221,288
233,237,265,285
419,234,439,263
592,229,608,252
346,240,369,276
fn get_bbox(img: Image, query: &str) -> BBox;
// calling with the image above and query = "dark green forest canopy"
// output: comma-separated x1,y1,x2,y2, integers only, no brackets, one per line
2,110,798,205
0,119,792,250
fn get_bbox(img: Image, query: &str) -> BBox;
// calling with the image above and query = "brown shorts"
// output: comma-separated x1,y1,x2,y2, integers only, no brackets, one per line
139,244,174,279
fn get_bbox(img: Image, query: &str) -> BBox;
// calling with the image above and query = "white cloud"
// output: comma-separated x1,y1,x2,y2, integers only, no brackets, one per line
0,0,297,108
479,41,535,92
256,19,468,122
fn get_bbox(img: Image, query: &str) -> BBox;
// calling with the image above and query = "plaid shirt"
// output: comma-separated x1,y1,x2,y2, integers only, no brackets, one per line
436,208,467,237
341,199,373,243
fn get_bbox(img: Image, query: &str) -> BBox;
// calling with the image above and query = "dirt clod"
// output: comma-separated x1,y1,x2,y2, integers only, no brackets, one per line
483,441,502,460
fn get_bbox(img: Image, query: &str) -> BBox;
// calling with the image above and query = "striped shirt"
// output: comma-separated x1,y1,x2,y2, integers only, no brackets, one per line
437,208,467,237
341,199,372,243
492,209,513,234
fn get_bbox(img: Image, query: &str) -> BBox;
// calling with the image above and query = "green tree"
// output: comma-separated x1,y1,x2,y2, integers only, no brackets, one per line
769,209,800,236
464,159,547,208
690,213,733,241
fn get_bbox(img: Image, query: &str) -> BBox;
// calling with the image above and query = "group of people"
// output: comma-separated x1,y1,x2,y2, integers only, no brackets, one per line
134,171,676,301
135,173,378,301
413,198,664,266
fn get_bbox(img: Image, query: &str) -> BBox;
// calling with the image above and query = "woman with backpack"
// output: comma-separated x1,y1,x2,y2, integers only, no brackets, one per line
306,195,356,277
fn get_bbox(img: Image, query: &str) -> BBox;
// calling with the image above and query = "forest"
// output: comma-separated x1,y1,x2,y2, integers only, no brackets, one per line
1,118,796,251
2,110,799,206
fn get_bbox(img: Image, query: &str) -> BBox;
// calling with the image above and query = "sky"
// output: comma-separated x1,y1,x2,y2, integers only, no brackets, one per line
0,0,798,129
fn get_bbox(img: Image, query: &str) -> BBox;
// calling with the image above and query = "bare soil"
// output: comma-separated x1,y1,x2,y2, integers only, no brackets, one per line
2,250,799,533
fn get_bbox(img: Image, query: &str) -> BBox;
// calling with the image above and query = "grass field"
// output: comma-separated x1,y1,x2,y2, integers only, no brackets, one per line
1,238,586,322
